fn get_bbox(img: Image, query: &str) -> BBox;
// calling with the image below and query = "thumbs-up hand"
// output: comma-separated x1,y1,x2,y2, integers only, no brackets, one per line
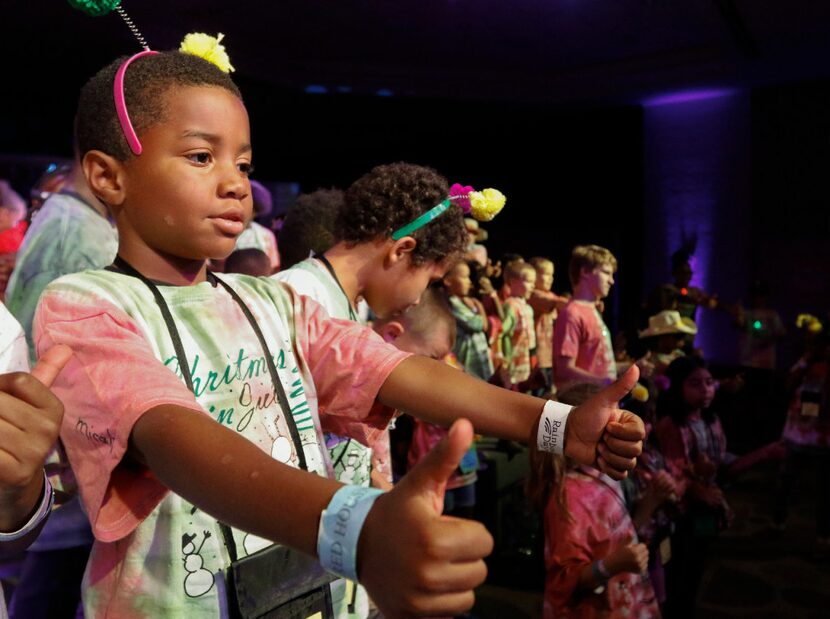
0,345,72,532
563,366,645,480
358,419,493,617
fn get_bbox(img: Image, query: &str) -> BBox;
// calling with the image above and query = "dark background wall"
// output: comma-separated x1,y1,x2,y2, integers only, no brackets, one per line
750,80,830,366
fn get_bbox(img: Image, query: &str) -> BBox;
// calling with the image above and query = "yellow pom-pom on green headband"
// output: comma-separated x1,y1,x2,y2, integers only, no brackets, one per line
391,183,506,241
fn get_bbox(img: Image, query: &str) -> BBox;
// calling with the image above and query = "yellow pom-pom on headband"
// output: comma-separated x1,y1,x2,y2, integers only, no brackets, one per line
391,183,506,241
69,5,236,154
180,32,235,73
112,31,235,156
796,313,824,334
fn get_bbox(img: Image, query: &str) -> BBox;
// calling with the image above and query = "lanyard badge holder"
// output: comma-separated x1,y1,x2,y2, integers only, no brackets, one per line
112,257,334,619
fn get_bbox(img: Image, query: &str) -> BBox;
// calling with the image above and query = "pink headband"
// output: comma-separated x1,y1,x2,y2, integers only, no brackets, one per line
113,49,158,156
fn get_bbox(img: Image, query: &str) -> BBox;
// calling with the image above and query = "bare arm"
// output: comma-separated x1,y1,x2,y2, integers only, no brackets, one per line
378,356,542,442
130,406,492,617
130,404,340,555
379,356,644,478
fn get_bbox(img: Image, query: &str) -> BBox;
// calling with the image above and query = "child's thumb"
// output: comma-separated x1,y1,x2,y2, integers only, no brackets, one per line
31,345,73,388
399,418,474,510
600,365,640,405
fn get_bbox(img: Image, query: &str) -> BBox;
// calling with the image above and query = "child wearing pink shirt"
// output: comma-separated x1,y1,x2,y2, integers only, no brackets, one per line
527,384,661,619
529,257,568,391
554,245,618,391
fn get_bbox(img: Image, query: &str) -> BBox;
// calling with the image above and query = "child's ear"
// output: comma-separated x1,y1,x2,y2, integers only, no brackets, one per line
83,150,127,207
378,321,405,343
386,236,417,267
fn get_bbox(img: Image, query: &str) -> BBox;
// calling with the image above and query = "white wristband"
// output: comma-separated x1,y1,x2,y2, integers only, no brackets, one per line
537,400,572,455
0,471,54,542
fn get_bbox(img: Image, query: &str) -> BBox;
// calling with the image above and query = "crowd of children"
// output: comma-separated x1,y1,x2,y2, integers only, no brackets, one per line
0,25,824,619
0,38,648,619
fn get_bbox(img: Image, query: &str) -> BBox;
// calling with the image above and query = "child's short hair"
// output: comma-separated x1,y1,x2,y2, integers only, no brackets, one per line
224,248,272,277
279,189,344,269
75,51,242,161
529,256,554,272
376,287,456,348
502,253,524,265
336,163,467,266
503,260,535,283
568,244,617,287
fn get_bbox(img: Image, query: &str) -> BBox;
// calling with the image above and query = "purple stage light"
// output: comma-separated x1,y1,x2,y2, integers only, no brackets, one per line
643,88,737,107
643,88,750,363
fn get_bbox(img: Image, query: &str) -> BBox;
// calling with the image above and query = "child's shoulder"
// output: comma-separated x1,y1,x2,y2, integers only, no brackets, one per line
221,272,298,309
556,300,584,319
560,473,604,514
272,260,329,293
45,268,131,299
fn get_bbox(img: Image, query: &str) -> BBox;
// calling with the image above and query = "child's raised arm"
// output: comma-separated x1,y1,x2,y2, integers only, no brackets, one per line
378,356,644,479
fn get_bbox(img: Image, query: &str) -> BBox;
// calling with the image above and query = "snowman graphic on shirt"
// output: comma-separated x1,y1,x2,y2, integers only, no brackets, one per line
182,530,215,598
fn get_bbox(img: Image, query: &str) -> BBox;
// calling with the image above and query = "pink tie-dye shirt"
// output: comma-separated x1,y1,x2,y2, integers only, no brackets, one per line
34,270,409,618
544,467,660,619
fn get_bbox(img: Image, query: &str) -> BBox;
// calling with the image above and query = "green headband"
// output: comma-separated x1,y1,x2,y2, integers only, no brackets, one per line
391,198,452,241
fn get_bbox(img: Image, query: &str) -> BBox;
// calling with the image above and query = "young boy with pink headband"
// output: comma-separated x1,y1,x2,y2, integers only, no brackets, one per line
33,31,645,618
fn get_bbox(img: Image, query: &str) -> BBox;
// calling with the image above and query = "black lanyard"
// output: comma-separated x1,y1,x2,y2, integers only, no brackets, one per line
111,256,320,566
110,256,309,473
315,254,358,322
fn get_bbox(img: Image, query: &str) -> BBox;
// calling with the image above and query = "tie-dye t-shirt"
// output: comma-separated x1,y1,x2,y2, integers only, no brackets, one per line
34,270,409,618
502,296,535,384
0,302,27,372
544,467,660,619
235,221,280,271
277,258,381,619
553,300,617,391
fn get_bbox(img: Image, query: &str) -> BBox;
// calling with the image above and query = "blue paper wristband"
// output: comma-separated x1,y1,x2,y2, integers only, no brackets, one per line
317,485,384,582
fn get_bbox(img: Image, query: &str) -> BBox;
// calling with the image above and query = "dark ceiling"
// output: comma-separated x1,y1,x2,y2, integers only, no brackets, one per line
7,1,830,106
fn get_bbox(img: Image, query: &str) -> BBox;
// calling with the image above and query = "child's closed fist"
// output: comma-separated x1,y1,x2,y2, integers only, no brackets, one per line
357,419,493,617
564,366,645,480
605,542,649,576
650,470,676,501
